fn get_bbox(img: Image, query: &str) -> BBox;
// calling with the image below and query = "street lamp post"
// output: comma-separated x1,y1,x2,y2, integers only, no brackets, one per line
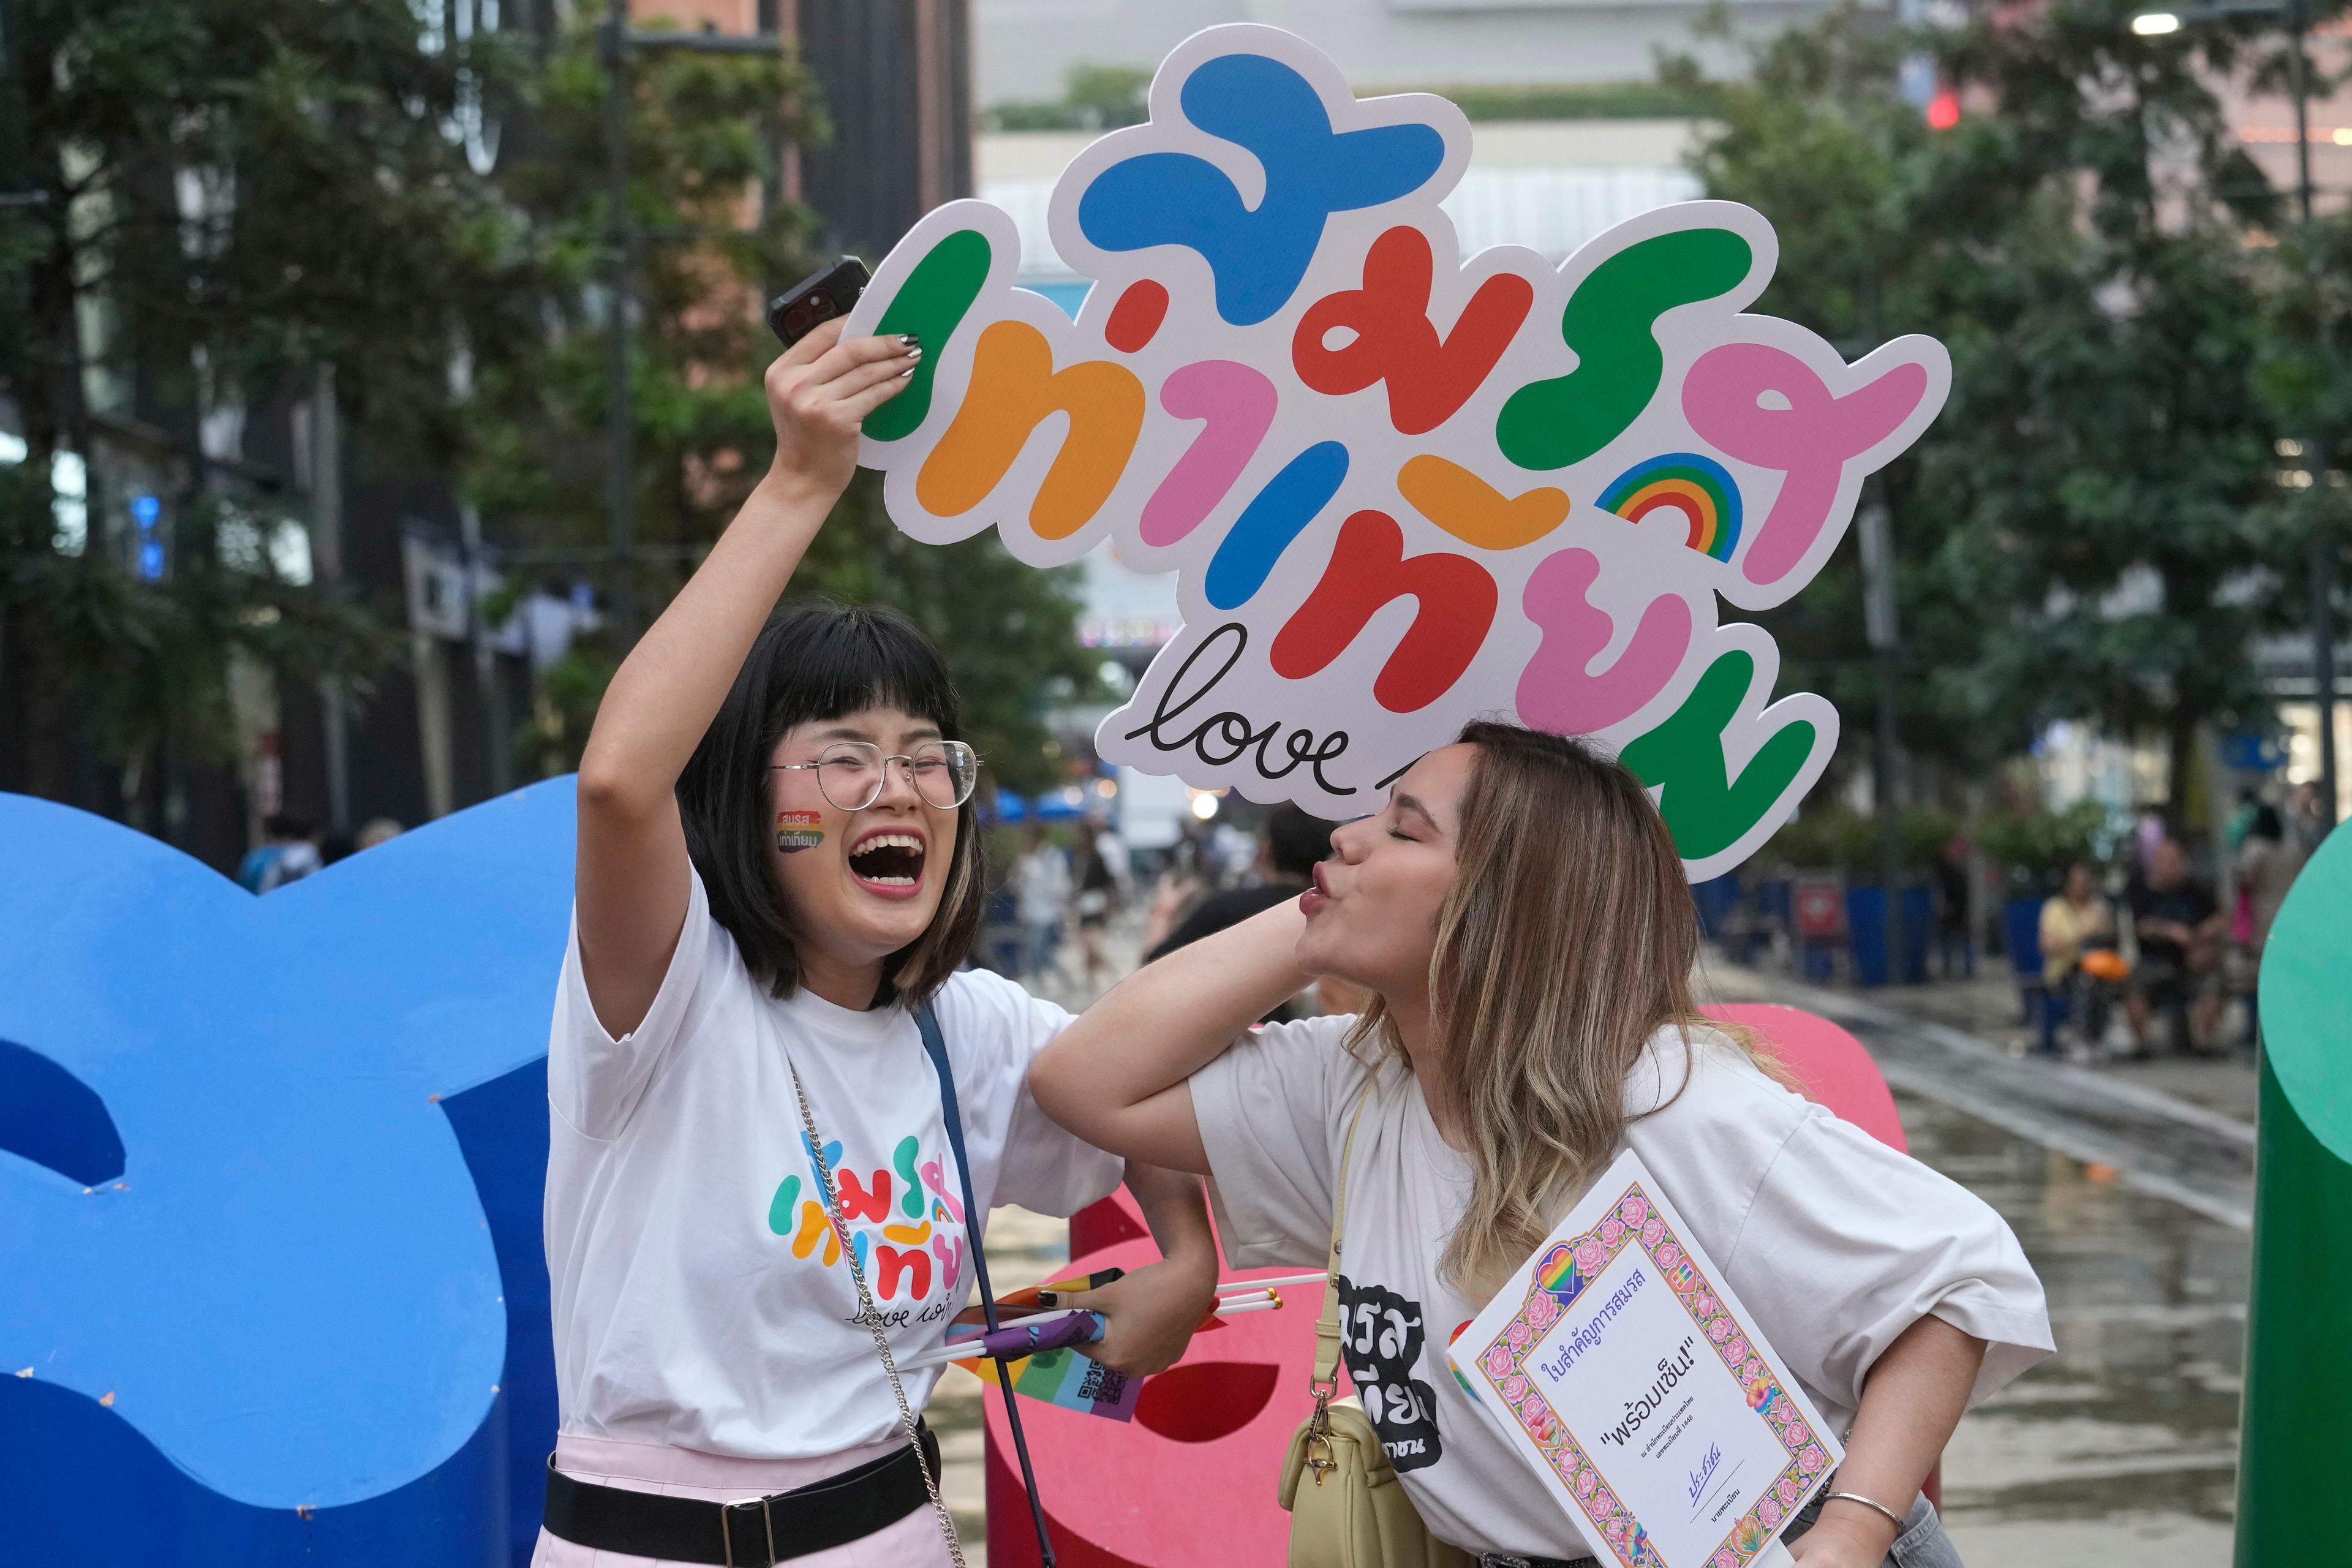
1858,491,1909,979
2137,0,2340,822
2279,1,2342,829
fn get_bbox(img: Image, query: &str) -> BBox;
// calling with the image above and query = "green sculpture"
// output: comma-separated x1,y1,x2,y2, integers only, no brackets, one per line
2241,820,2352,1561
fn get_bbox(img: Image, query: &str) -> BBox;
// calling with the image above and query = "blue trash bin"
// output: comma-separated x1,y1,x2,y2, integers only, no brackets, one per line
1692,873,1740,940
1845,884,1934,986
2003,894,2047,1026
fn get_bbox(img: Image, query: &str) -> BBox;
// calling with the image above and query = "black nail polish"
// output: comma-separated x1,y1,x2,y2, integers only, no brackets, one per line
900,333,922,348
1035,1291,1059,1307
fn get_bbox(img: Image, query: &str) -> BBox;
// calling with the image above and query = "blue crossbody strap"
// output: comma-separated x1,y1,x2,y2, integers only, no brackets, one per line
914,1001,1058,1567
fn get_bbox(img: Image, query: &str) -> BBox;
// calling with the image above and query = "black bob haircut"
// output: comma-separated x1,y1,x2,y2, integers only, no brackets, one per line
676,600,985,1008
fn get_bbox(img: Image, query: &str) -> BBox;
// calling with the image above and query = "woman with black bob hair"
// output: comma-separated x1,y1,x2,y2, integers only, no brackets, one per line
538,321,1216,1568
676,601,987,1005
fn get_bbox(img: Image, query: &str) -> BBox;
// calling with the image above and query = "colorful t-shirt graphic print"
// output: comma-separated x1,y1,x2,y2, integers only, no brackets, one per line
545,868,1123,1458
1338,1274,1443,1472
769,1128,970,1317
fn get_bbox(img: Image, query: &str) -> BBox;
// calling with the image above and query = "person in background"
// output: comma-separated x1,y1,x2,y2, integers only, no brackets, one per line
2231,804,2291,1048
1169,813,1218,884
1210,818,1257,880
326,817,407,867
1071,831,1120,992
2132,808,2167,881
1013,822,1072,982
2127,838,2225,1056
1091,812,1133,906
2285,778,2332,868
1142,804,1335,964
2223,789,2259,856
1136,804,1338,1024
1934,836,1973,979
238,813,323,893
2035,861,2115,1058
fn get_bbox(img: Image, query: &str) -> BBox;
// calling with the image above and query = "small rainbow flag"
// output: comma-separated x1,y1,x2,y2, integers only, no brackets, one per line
946,1273,1141,1422
956,1340,1142,1422
1596,452,1743,562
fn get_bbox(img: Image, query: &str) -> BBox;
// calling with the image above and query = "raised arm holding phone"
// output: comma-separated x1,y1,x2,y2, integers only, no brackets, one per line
541,320,1215,1568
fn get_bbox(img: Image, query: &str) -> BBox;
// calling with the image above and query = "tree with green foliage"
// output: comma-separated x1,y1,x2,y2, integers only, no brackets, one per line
518,475,1093,800
485,20,1092,797
799,475,1093,796
466,16,819,597
1676,2,2302,824
0,0,517,817
2255,209,2352,696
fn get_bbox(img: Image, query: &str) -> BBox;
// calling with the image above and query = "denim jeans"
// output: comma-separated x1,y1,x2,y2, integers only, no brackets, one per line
1785,1490,1965,1567
1474,1488,1962,1568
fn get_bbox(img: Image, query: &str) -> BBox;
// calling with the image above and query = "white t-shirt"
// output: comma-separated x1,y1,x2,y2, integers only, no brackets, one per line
545,869,1123,1458
1192,1016,2052,1559
1014,845,1071,926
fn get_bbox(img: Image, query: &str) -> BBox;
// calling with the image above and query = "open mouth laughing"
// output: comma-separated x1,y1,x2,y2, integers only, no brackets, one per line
847,827,927,895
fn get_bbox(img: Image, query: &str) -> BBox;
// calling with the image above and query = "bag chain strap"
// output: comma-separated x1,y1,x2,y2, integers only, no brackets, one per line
790,1063,968,1567
1305,1090,1373,1485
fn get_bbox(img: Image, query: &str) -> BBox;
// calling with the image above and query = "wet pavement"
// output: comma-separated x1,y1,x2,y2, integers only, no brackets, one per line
1891,1090,2242,1564
930,912,2248,1564
1706,959,2250,1561
1697,961,2255,1229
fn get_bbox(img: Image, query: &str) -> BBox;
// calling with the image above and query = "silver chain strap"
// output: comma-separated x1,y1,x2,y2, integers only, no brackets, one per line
790,1063,968,1567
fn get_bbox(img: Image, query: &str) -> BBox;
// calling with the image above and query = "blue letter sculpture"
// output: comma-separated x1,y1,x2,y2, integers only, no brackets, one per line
0,781,578,1567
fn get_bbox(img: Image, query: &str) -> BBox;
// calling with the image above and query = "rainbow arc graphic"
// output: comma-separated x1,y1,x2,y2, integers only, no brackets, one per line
1596,452,1743,562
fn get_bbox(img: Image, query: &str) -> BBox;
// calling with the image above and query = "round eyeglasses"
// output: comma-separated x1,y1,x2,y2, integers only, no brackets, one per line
772,740,980,813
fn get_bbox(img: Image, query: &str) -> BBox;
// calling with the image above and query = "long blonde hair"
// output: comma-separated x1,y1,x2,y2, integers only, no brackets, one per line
1348,721,1783,1302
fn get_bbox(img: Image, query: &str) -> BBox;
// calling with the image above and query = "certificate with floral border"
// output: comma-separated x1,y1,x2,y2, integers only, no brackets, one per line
1447,1150,1842,1568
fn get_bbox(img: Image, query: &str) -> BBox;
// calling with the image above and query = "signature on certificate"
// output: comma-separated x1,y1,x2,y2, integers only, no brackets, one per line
1685,1442,1724,1507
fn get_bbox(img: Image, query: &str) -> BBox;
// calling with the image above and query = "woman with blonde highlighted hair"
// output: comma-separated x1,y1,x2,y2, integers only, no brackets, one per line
1032,721,2051,1567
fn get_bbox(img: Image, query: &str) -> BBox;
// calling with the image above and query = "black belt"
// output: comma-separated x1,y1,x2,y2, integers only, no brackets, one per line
541,1421,940,1566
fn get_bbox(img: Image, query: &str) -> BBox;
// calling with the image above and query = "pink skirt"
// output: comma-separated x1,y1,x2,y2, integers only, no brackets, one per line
530,1432,959,1568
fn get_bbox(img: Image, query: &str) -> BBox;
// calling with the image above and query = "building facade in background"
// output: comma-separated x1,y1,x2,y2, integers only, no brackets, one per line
973,0,1837,105
0,0,976,872
976,0,1736,696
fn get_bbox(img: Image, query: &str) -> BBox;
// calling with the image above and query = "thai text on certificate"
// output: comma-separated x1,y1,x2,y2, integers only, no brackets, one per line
1451,1150,1841,1567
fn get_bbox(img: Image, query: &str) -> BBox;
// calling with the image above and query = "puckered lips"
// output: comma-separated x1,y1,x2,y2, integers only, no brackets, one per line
1300,861,1332,917
846,824,928,900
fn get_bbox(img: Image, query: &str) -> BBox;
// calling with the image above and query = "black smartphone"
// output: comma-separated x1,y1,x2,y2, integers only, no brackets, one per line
767,257,870,348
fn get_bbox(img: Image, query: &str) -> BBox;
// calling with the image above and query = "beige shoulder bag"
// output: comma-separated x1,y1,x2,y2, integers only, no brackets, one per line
1278,1093,1475,1568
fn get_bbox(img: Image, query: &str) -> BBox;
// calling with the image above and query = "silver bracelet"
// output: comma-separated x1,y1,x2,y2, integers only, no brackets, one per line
1820,1490,1907,1532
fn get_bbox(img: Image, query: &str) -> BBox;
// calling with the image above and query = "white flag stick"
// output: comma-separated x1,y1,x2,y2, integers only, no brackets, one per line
1217,1273,1325,1293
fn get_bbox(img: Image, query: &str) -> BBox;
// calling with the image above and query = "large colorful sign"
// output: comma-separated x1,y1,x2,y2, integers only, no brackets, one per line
845,24,1947,878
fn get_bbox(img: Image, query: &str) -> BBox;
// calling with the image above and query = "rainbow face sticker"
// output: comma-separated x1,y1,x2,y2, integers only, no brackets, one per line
843,24,1949,881
775,810,824,853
